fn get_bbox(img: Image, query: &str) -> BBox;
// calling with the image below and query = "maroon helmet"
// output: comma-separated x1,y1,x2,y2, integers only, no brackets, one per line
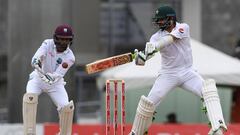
53,24,74,52
54,24,73,38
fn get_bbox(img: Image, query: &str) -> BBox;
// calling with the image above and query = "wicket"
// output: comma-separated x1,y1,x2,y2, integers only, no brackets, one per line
106,79,126,135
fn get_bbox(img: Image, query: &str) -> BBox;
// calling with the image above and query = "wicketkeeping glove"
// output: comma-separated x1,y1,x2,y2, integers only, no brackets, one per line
39,73,56,85
134,49,146,66
32,57,42,70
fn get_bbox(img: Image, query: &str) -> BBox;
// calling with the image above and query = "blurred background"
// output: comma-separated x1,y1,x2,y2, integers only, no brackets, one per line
1,0,240,134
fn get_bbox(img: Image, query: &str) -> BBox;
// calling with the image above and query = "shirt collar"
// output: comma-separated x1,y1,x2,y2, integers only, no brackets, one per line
157,22,179,35
53,45,70,54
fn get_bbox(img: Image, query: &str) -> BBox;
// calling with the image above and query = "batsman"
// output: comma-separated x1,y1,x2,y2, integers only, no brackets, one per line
22,24,75,135
130,5,227,135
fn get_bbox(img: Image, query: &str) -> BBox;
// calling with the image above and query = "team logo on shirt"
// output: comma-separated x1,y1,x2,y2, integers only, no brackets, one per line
62,62,68,69
179,28,184,33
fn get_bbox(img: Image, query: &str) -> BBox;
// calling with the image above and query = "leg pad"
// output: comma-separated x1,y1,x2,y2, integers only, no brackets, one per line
59,100,74,135
23,93,38,135
202,79,227,132
130,95,156,135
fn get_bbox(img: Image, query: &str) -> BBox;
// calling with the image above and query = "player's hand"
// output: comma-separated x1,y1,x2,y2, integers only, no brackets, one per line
32,57,42,70
134,49,146,66
145,42,156,60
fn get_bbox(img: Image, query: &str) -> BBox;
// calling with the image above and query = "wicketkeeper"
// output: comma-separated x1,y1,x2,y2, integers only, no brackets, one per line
23,24,75,135
131,5,227,135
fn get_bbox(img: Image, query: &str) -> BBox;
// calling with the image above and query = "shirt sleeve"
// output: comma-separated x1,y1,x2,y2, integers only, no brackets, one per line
149,33,159,44
31,40,48,64
170,23,190,39
54,55,75,77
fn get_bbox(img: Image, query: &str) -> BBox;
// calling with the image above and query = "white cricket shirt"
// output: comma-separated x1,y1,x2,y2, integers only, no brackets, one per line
32,39,75,78
150,22,193,74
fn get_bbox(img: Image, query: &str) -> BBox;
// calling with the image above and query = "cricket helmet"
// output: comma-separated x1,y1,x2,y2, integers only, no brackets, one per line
152,5,176,31
53,24,74,52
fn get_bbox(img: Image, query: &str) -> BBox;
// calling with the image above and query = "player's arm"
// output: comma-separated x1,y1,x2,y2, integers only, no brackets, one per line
135,35,176,66
44,58,75,84
135,35,175,66
31,42,55,85
155,35,177,50
145,24,190,59
145,35,175,58
31,41,48,72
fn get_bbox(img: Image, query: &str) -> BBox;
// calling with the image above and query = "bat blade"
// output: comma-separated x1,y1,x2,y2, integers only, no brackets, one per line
85,52,134,74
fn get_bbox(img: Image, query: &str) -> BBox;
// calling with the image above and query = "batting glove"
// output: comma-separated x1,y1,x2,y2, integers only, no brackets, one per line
134,49,146,66
145,42,156,60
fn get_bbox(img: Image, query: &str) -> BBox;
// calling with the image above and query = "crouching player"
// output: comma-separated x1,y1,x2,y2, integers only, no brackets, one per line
23,24,75,135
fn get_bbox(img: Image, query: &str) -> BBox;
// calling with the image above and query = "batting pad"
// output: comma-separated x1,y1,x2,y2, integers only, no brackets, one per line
23,93,38,135
59,100,74,135
202,79,227,132
130,95,156,135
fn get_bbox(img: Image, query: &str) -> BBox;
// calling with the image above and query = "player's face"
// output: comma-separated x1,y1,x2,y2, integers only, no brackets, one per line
155,18,167,27
153,17,175,32
55,36,72,52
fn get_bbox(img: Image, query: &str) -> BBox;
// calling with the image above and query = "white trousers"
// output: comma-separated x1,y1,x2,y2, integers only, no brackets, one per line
26,72,69,111
148,68,204,106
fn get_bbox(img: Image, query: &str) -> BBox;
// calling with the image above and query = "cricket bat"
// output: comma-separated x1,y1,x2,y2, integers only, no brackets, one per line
85,52,136,74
